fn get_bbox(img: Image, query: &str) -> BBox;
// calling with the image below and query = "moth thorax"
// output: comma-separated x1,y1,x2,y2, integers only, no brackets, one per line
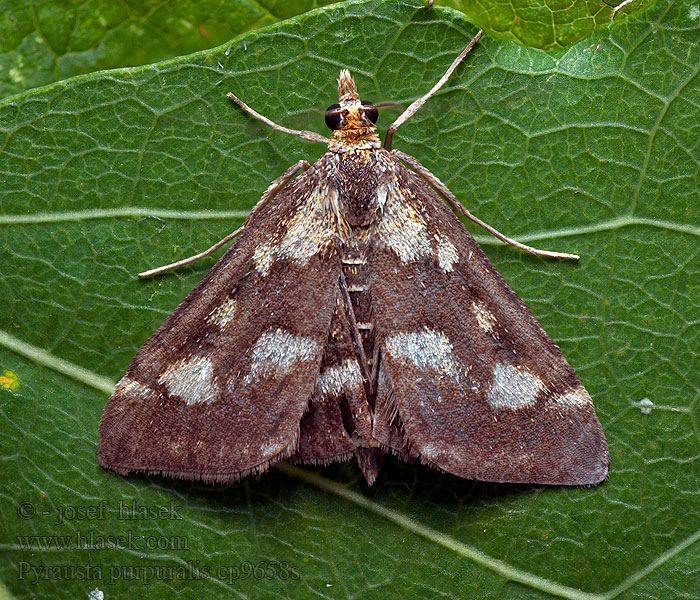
340,193,381,227
336,152,382,226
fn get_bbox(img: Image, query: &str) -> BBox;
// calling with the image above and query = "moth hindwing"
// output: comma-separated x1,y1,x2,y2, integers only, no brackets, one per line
99,33,608,486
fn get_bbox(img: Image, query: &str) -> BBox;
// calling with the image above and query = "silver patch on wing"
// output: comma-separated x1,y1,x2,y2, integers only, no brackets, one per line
384,328,457,377
253,185,338,276
317,358,364,398
206,297,238,329
244,328,320,384
487,363,544,409
159,356,218,405
552,386,591,408
376,182,458,272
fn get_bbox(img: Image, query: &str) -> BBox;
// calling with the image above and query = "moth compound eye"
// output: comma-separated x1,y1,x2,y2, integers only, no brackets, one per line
361,100,379,125
325,104,342,130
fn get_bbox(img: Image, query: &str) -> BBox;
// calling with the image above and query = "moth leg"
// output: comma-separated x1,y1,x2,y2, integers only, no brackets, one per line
227,92,331,145
383,30,482,150
338,269,386,484
338,269,371,398
368,338,380,397
138,227,244,278
138,160,312,278
245,159,313,223
391,149,580,260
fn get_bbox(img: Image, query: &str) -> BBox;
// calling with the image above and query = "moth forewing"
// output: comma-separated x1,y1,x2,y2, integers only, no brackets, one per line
99,31,608,486
99,170,345,482
368,158,608,485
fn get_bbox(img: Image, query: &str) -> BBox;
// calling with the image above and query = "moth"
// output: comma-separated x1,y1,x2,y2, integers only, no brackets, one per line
99,31,609,486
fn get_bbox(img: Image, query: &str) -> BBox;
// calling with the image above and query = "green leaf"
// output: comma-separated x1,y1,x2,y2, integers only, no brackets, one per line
0,0,650,102
0,0,338,99
1,0,699,598
439,0,654,48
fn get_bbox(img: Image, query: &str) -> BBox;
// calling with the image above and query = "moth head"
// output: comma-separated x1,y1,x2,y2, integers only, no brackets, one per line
325,69,380,147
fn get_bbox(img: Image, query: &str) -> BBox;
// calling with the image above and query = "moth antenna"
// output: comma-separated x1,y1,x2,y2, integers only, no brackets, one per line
384,30,483,150
227,92,331,145
138,159,312,278
138,227,244,278
392,149,580,260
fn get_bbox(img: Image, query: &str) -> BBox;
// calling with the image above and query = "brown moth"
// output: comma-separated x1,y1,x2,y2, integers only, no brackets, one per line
99,31,609,486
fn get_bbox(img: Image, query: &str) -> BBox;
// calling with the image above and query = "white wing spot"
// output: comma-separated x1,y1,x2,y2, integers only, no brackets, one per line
245,328,319,384
552,386,591,408
487,363,543,409
115,376,155,400
317,359,364,397
377,182,458,272
384,328,457,377
159,356,218,406
472,301,497,333
206,297,238,329
435,232,459,271
254,185,338,276
376,183,431,264
253,243,275,277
